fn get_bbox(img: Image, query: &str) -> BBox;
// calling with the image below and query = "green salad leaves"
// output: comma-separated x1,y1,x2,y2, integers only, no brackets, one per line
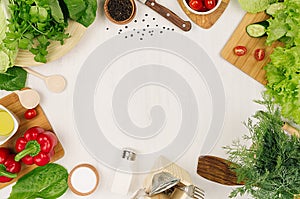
266,0,300,48
225,95,300,199
265,47,300,124
262,0,300,125
9,163,69,199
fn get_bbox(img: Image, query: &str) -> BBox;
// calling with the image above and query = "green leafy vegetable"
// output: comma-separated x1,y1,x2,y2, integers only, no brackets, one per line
0,3,18,73
61,0,97,27
62,0,87,20
48,0,65,23
266,0,300,48
0,67,27,91
77,0,97,27
9,163,69,199
2,0,69,64
265,46,300,125
224,95,300,199
238,0,278,13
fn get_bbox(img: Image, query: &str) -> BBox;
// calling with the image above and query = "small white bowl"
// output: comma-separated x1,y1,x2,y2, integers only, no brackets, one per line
183,0,222,15
0,105,19,145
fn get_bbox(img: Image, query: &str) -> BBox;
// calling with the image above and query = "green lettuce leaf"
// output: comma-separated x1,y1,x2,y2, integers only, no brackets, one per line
266,0,300,47
0,1,18,73
9,163,69,199
265,46,300,124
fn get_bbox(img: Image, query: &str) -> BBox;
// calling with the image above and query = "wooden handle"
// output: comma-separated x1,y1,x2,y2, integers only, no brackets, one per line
23,67,46,80
197,155,245,186
282,123,300,138
145,0,192,31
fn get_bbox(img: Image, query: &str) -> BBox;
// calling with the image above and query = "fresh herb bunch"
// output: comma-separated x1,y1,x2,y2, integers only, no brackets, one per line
3,0,69,63
224,95,300,199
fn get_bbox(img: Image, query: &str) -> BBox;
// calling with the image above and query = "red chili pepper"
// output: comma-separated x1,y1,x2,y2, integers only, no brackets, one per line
14,126,58,166
0,147,21,183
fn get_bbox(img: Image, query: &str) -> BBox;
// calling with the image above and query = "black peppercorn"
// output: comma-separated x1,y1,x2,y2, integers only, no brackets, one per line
107,0,133,22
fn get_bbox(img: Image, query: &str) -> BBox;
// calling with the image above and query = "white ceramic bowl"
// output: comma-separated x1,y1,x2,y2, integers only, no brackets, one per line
0,105,19,145
182,0,222,15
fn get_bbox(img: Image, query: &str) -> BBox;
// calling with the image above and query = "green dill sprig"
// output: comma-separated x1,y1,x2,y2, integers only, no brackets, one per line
224,94,300,199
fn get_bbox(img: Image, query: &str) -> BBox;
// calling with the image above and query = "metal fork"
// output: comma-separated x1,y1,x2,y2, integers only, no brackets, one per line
176,184,205,199
131,185,205,199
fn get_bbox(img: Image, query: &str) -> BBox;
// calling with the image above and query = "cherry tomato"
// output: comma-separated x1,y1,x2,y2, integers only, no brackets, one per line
254,48,265,61
188,0,203,11
204,0,216,10
24,109,37,119
233,46,247,56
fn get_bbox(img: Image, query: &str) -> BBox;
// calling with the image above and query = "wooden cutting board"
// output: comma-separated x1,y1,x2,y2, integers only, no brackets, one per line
221,12,282,85
0,92,64,189
178,0,230,29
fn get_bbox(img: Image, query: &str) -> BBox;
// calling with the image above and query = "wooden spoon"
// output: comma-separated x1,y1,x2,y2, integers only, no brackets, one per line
14,89,40,109
24,67,66,93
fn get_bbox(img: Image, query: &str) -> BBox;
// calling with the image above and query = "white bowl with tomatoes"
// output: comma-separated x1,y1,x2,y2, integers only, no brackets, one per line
183,0,221,15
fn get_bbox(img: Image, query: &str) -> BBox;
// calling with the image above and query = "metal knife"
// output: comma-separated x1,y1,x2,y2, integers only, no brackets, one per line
137,0,192,31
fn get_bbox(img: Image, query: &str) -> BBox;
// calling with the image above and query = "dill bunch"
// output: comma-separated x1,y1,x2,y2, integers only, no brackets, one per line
224,95,300,199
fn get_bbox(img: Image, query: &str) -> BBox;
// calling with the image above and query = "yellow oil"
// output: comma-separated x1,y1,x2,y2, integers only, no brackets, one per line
0,110,14,136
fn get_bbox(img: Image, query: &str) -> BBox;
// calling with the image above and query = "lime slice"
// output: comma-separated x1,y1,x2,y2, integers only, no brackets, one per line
0,110,14,136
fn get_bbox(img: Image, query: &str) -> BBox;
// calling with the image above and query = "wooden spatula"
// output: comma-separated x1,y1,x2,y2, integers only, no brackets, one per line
197,155,244,186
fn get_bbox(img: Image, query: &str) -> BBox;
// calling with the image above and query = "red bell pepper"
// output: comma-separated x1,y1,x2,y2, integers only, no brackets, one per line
0,147,21,183
14,126,58,166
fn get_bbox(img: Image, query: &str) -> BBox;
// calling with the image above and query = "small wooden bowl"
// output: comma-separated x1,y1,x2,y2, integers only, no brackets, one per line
182,0,222,15
104,0,136,25
68,164,100,196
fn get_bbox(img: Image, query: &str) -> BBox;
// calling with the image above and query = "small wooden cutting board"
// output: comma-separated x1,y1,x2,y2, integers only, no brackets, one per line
0,92,64,189
221,12,282,85
178,0,230,29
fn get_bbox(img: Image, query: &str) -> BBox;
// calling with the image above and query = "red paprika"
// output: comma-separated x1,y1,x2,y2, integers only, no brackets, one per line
0,147,21,183
14,126,58,166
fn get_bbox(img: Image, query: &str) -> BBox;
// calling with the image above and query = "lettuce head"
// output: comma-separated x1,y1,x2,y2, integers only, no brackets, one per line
238,0,278,13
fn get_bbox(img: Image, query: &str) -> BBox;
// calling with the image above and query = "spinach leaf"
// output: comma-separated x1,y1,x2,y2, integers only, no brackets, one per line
62,0,86,20
48,0,65,23
9,163,69,199
61,0,97,27
77,0,97,27
0,67,27,91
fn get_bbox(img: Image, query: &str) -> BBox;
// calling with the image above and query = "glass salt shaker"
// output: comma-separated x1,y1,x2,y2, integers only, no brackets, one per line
111,148,137,195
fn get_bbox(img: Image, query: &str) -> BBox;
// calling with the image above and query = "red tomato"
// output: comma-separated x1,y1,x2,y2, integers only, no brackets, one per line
188,0,203,11
233,46,247,56
24,109,37,119
254,48,265,61
204,0,216,10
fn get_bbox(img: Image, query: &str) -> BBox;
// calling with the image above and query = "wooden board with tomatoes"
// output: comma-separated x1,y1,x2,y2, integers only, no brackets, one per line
221,12,282,85
178,0,230,29
0,92,65,189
